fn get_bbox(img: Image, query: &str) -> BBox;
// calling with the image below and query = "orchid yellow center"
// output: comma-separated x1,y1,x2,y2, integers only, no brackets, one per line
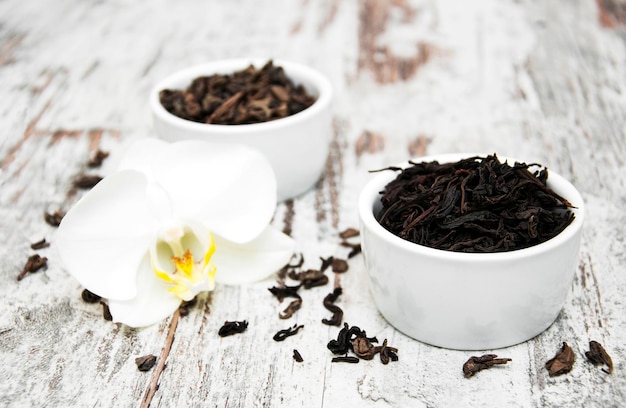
150,221,217,301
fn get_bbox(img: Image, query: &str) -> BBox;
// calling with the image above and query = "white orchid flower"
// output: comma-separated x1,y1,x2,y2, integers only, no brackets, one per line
57,138,294,327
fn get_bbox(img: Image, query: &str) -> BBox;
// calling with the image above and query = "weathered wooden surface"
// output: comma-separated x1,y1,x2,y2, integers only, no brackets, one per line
1,0,625,406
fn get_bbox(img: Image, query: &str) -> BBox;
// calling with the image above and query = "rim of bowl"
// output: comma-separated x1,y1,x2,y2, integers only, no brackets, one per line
150,58,333,133
359,153,585,262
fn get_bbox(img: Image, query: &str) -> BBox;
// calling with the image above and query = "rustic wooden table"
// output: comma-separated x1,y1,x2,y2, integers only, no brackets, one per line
1,0,625,407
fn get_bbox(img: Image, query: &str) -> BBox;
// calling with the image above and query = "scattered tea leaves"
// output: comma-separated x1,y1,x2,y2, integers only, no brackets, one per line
321,287,343,326
585,340,613,374
135,354,157,372
44,210,65,227
376,155,575,253
81,288,101,303
17,254,48,281
273,324,304,342
218,320,249,337
30,238,50,250
327,322,388,365
463,354,512,378
545,342,575,377
293,349,304,363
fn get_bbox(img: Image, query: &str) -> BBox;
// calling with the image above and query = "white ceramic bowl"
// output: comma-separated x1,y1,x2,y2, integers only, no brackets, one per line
359,153,585,350
150,59,333,201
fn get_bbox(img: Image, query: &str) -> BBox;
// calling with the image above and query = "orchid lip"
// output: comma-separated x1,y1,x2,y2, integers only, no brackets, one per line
150,220,216,301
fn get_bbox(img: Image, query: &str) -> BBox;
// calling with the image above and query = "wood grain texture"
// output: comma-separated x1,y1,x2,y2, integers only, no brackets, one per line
1,0,625,407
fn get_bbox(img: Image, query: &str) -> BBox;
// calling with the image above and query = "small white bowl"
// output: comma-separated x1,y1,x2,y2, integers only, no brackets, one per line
359,153,585,350
150,59,333,201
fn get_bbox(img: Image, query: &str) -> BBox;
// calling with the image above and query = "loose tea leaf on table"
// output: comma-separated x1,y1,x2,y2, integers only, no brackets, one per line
376,155,575,253
218,320,248,337
293,349,304,363
463,354,511,378
339,228,360,239
81,288,101,303
545,342,575,377
30,238,50,250
585,340,613,374
16,254,48,281
268,284,303,319
159,61,316,125
73,174,103,189
44,210,65,227
87,149,109,168
135,354,157,372
273,324,304,342
100,301,113,321
178,297,197,317
321,287,344,326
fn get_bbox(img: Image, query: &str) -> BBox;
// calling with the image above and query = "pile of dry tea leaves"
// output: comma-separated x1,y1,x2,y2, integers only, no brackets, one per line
376,154,575,253
159,60,316,125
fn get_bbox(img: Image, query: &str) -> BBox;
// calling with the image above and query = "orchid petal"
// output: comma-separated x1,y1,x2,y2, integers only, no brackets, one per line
108,253,182,327
116,137,169,179
149,140,277,243
56,170,156,300
213,227,295,285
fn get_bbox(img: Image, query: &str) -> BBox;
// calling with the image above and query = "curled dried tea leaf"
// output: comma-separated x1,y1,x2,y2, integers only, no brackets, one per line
178,297,197,317
218,320,249,337
463,354,511,378
585,340,613,374
87,149,109,168
279,298,302,319
100,301,113,321
17,254,48,281
379,339,399,365
331,258,349,273
268,284,302,302
352,337,378,360
545,342,575,377
81,288,101,304
319,256,334,272
339,228,360,239
135,354,157,372
44,210,65,227
73,174,103,189
288,268,321,281
301,273,328,289
331,356,359,364
327,323,351,355
293,349,304,363
321,287,343,326
327,323,378,355
273,324,304,342
30,238,50,250
340,241,362,258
